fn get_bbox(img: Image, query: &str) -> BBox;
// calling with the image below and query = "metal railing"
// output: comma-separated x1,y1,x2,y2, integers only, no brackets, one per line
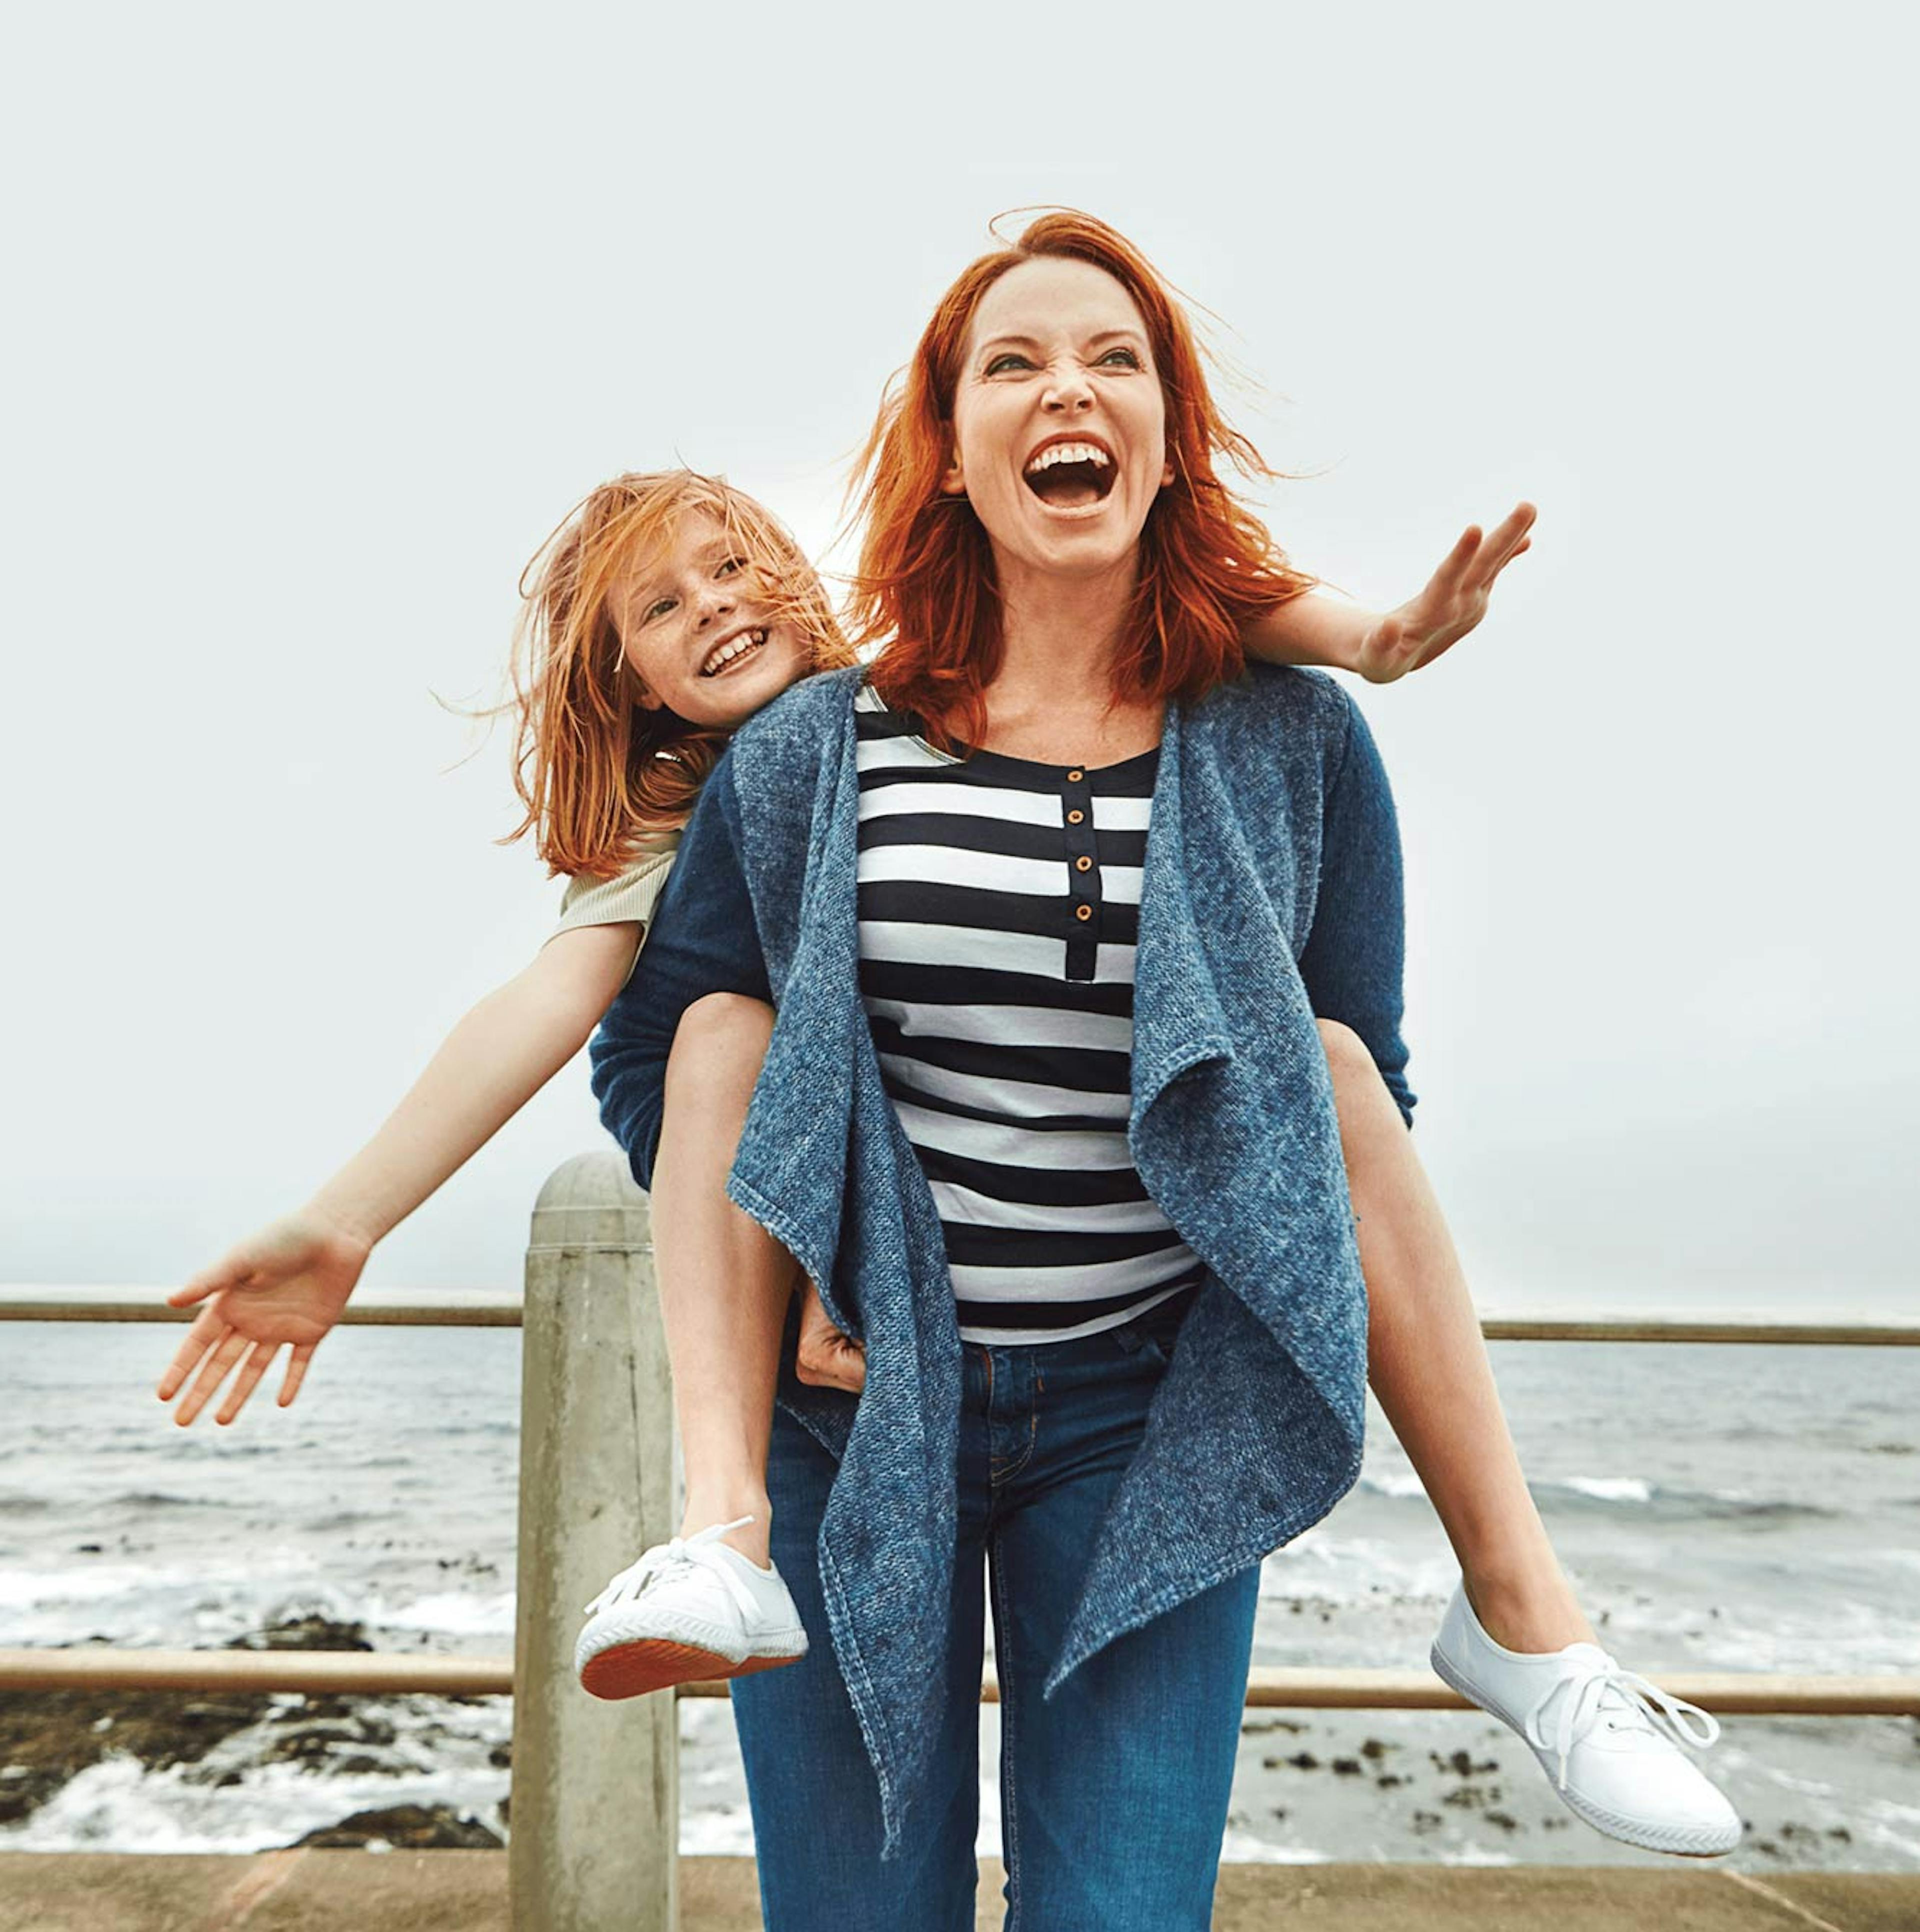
4,1151,1916,1931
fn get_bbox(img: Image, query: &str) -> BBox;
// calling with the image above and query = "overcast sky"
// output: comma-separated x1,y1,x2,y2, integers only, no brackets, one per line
4,4,1912,1314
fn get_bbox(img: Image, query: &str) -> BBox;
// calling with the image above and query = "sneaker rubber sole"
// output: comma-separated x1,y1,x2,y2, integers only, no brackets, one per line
580,1636,804,1701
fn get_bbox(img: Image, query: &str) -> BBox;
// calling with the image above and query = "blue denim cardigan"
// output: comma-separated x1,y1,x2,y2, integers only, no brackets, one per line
590,660,1414,1855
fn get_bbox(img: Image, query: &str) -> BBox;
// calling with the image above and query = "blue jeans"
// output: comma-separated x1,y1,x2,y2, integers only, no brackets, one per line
732,1300,1262,1931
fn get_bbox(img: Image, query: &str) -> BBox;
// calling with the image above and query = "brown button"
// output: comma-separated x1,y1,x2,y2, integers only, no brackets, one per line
1074,855,1092,873
1067,769,1085,782
1074,904,1092,922
1067,809,1085,824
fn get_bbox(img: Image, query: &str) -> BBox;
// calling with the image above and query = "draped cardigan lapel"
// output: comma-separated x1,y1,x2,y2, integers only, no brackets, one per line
720,664,1373,1855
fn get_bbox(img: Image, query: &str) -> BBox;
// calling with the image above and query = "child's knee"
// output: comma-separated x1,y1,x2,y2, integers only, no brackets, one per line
1315,1017,1373,1087
667,992,776,1083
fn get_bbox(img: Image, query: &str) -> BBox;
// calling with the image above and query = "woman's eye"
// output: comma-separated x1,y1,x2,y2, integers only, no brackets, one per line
1100,347,1142,369
985,353,1032,376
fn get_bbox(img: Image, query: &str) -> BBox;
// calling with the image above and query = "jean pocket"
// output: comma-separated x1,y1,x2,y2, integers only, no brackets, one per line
1112,1317,1176,1368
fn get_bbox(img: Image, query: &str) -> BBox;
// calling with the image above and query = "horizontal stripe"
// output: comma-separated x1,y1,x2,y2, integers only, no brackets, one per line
860,958,1136,1017
868,1020,1130,1093
858,887,1140,947
858,920,1064,977
890,1100,1140,1172
855,779,1070,827
878,1053,1130,1124
859,842,1144,908
862,811,1150,868
916,1141,1154,1208
957,1279,1200,1342
930,1176,1174,1233
948,1245,1200,1300
942,1221,1185,1270
861,777,1154,834
864,997,1133,1053
860,919,1137,978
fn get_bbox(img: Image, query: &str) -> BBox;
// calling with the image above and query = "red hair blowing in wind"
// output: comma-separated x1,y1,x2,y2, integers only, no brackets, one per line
849,210,1319,750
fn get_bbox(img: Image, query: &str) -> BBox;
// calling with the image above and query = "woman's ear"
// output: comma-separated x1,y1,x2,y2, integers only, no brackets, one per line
940,448,966,496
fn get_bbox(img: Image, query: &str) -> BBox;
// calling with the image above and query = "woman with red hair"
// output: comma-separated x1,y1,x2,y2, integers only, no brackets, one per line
590,213,1737,1926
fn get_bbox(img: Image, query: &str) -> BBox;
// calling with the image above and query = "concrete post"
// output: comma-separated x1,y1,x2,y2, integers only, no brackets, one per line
512,1151,678,1932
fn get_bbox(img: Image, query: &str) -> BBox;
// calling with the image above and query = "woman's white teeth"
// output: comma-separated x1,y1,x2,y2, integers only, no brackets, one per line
1024,442,1112,475
700,629,766,676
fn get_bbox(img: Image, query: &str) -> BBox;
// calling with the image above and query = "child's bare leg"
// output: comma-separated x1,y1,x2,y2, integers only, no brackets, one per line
650,991,799,1569
1318,1018,1594,1653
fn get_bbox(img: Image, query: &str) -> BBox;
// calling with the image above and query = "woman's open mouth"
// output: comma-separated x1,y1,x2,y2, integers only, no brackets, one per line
699,627,770,677
1022,438,1118,512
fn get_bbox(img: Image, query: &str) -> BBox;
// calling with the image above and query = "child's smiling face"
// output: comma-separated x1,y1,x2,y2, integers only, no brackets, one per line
612,512,812,729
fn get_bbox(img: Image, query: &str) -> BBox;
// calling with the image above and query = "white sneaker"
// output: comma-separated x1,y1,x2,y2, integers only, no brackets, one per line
574,1514,808,1701
1430,1580,1742,1857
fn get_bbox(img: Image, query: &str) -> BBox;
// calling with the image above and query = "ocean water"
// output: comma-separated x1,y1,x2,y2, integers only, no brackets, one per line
2,1321,1916,1868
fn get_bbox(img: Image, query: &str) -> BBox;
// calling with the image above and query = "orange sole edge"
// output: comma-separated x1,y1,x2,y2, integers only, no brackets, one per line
580,1639,802,1702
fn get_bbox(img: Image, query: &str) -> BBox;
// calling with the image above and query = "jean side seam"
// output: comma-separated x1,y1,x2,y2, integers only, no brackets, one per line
988,1525,1024,1931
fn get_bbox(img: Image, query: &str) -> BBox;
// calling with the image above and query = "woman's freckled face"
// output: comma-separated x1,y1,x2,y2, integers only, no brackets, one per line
944,257,1174,585
612,514,809,730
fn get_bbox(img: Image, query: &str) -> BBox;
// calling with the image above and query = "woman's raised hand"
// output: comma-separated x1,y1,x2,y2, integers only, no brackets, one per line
156,1211,371,1425
794,1273,866,1394
1354,502,1536,684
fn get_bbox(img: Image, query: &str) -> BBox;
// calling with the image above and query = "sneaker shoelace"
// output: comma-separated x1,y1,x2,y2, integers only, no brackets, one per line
582,1514,763,1622
1529,1656,1722,1790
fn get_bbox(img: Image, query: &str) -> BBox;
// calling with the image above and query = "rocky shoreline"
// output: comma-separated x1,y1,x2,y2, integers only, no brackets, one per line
0,1618,506,1850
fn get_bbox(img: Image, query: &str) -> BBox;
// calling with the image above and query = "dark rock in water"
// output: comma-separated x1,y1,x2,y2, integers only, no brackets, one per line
225,1616,374,1653
295,1803,503,1850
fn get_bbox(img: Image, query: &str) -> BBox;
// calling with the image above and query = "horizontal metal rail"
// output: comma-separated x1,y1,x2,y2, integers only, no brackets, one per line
2,1285,1916,1346
0,1284,524,1326
2,1647,1914,1717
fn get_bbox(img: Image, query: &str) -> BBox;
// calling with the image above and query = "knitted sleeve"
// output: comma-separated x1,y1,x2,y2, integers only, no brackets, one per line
1296,690,1416,1127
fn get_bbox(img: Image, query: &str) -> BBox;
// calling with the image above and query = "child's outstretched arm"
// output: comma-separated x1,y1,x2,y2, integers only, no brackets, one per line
156,921,642,1426
1242,502,1536,682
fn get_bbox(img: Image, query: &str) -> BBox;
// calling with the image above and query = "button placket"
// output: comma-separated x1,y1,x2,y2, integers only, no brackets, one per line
1060,768,1099,981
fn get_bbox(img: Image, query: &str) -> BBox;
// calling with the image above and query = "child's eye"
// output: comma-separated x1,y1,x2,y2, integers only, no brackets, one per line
984,352,1033,376
716,556,748,578
643,597,675,622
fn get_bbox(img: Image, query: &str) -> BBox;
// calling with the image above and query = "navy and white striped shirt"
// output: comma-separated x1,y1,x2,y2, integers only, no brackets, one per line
854,683,1204,1346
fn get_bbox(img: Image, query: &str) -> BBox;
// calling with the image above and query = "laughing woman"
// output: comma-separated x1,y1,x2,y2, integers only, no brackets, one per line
589,212,1738,1929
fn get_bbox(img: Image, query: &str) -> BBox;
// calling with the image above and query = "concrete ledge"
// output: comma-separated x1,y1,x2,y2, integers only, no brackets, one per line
2,1853,1916,1930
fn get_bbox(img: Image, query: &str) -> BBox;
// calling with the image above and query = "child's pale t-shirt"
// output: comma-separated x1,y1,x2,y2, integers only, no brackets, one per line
546,829,681,987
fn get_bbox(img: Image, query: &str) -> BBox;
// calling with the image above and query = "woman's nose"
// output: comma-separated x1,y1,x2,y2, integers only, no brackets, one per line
1042,362,1094,412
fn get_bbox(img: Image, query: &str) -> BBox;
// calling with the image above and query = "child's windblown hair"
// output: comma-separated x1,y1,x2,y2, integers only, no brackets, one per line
504,470,855,881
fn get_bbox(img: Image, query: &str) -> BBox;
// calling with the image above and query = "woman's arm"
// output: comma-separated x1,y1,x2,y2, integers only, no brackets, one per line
158,921,640,1424
1296,690,1416,1127
1242,503,1536,684
591,751,772,1183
